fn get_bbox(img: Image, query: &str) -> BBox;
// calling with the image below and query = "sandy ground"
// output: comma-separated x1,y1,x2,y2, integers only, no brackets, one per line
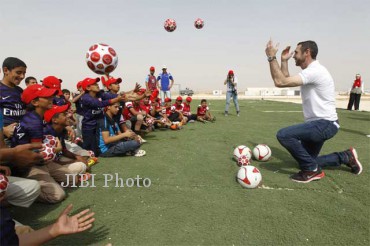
176,94,370,112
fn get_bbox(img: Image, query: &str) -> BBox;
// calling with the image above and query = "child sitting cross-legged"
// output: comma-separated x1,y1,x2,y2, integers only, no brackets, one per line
97,102,146,157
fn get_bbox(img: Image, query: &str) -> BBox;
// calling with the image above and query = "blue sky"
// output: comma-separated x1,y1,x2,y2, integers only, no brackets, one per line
1,0,369,92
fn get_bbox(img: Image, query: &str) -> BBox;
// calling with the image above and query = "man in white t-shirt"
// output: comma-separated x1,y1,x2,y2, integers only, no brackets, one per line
265,39,363,183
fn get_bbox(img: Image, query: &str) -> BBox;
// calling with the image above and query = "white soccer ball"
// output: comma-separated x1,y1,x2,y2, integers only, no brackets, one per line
237,155,250,167
86,43,118,75
41,135,58,161
164,18,177,32
233,145,252,161
236,165,262,189
194,18,204,29
252,144,272,162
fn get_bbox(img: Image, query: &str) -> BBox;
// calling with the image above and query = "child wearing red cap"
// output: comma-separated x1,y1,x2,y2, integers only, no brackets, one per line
123,100,149,135
11,84,86,204
197,99,216,123
80,77,124,156
183,96,197,122
145,66,158,91
172,96,188,125
224,70,240,116
42,76,70,107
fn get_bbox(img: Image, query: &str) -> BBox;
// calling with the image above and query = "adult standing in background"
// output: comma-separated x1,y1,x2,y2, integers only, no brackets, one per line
224,70,240,116
347,74,364,111
145,66,158,91
157,65,174,105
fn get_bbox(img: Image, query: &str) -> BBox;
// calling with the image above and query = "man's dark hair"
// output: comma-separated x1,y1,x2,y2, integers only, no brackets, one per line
297,41,318,59
25,76,37,85
2,57,27,71
201,99,207,104
62,89,70,94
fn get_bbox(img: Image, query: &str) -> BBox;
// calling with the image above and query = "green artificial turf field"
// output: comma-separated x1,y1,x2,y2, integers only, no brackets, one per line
11,100,370,245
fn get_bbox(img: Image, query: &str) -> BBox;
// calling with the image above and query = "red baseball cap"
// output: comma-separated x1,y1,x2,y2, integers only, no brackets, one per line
76,81,83,90
81,77,100,91
164,97,172,102
150,66,155,71
176,96,183,101
186,96,192,102
105,77,122,87
42,76,62,88
228,70,234,75
44,104,70,123
150,89,159,101
21,84,57,104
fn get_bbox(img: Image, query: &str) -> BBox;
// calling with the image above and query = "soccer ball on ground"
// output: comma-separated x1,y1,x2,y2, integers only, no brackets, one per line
237,155,250,167
233,145,252,161
236,165,262,189
86,43,118,75
0,174,9,193
164,18,177,32
194,18,204,29
41,135,58,161
252,144,272,162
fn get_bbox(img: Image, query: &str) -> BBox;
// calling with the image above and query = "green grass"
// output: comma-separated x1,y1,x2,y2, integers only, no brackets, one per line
11,100,370,245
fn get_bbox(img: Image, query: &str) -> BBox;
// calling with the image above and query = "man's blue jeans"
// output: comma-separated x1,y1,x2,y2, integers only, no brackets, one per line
225,91,240,113
276,119,348,171
100,140,140,157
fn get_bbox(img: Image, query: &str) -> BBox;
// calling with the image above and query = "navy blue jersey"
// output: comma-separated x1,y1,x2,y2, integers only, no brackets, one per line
73,94,83,115
80,93,111,131
0,207,19,246
11,111,44,146
0,82,26,126
53,95,68,106
43,124,67,150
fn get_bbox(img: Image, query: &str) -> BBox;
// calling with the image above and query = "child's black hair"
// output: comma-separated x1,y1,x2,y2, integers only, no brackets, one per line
201,99,207,104
62,89,70,94
2,57,27,71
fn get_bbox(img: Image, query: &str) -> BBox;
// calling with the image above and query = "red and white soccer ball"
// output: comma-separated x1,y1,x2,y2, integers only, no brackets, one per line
252,144,272,162
237,155,250,167
0,174,9,193
87,150,95,158
164,18,177,32
194,18,204,29
236,165,262,189
41,135,58,161
86,43,118,75
233,145,252,161
146,117,154,126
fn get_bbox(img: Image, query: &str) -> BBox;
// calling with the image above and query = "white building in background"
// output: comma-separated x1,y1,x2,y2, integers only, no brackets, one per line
244,87,300,96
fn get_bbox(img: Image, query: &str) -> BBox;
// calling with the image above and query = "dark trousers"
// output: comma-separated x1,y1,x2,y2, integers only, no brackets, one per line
347,93,361,110
82,129,99,156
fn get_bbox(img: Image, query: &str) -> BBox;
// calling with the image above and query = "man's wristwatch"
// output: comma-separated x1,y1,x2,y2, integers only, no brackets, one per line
267,56,276,62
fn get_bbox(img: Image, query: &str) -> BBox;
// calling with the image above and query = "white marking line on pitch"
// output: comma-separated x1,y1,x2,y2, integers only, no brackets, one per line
259,185,294,191
262,111,302,113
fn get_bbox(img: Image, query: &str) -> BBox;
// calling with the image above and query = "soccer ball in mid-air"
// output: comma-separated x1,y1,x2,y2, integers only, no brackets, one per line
252,144,272,162
164,18,177,32
41,135,58,161
0,174,9,193
86,43,118,75
194,18,204,29
236,165,262,189
237,155,250,167
233,145,252,161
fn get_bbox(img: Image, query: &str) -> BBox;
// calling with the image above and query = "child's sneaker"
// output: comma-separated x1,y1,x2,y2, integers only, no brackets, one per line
87,157,98,168
134,149,146,157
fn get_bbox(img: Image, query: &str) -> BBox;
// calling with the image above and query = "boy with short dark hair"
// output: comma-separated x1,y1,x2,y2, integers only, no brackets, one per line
97,102,145,157
197,99,215,123
0,57,27,142
25,76,38,87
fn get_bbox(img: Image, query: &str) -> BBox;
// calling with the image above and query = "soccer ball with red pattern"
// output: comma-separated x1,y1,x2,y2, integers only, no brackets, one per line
41,135,58,161
0,174,9,193
146,117,154,126
233,145,252,161
164,19,177,32
194,18,204,29
252,144,272,162
237,155,250,167
86,43,118,75
236,165,262,189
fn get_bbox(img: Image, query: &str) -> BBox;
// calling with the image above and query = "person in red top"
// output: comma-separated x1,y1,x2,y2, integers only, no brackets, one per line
197,99,216,123
172,96,188,125
183,96,197,122
347,73,364,111
140,95,157,129
123,100,149,134
145,66,158,91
